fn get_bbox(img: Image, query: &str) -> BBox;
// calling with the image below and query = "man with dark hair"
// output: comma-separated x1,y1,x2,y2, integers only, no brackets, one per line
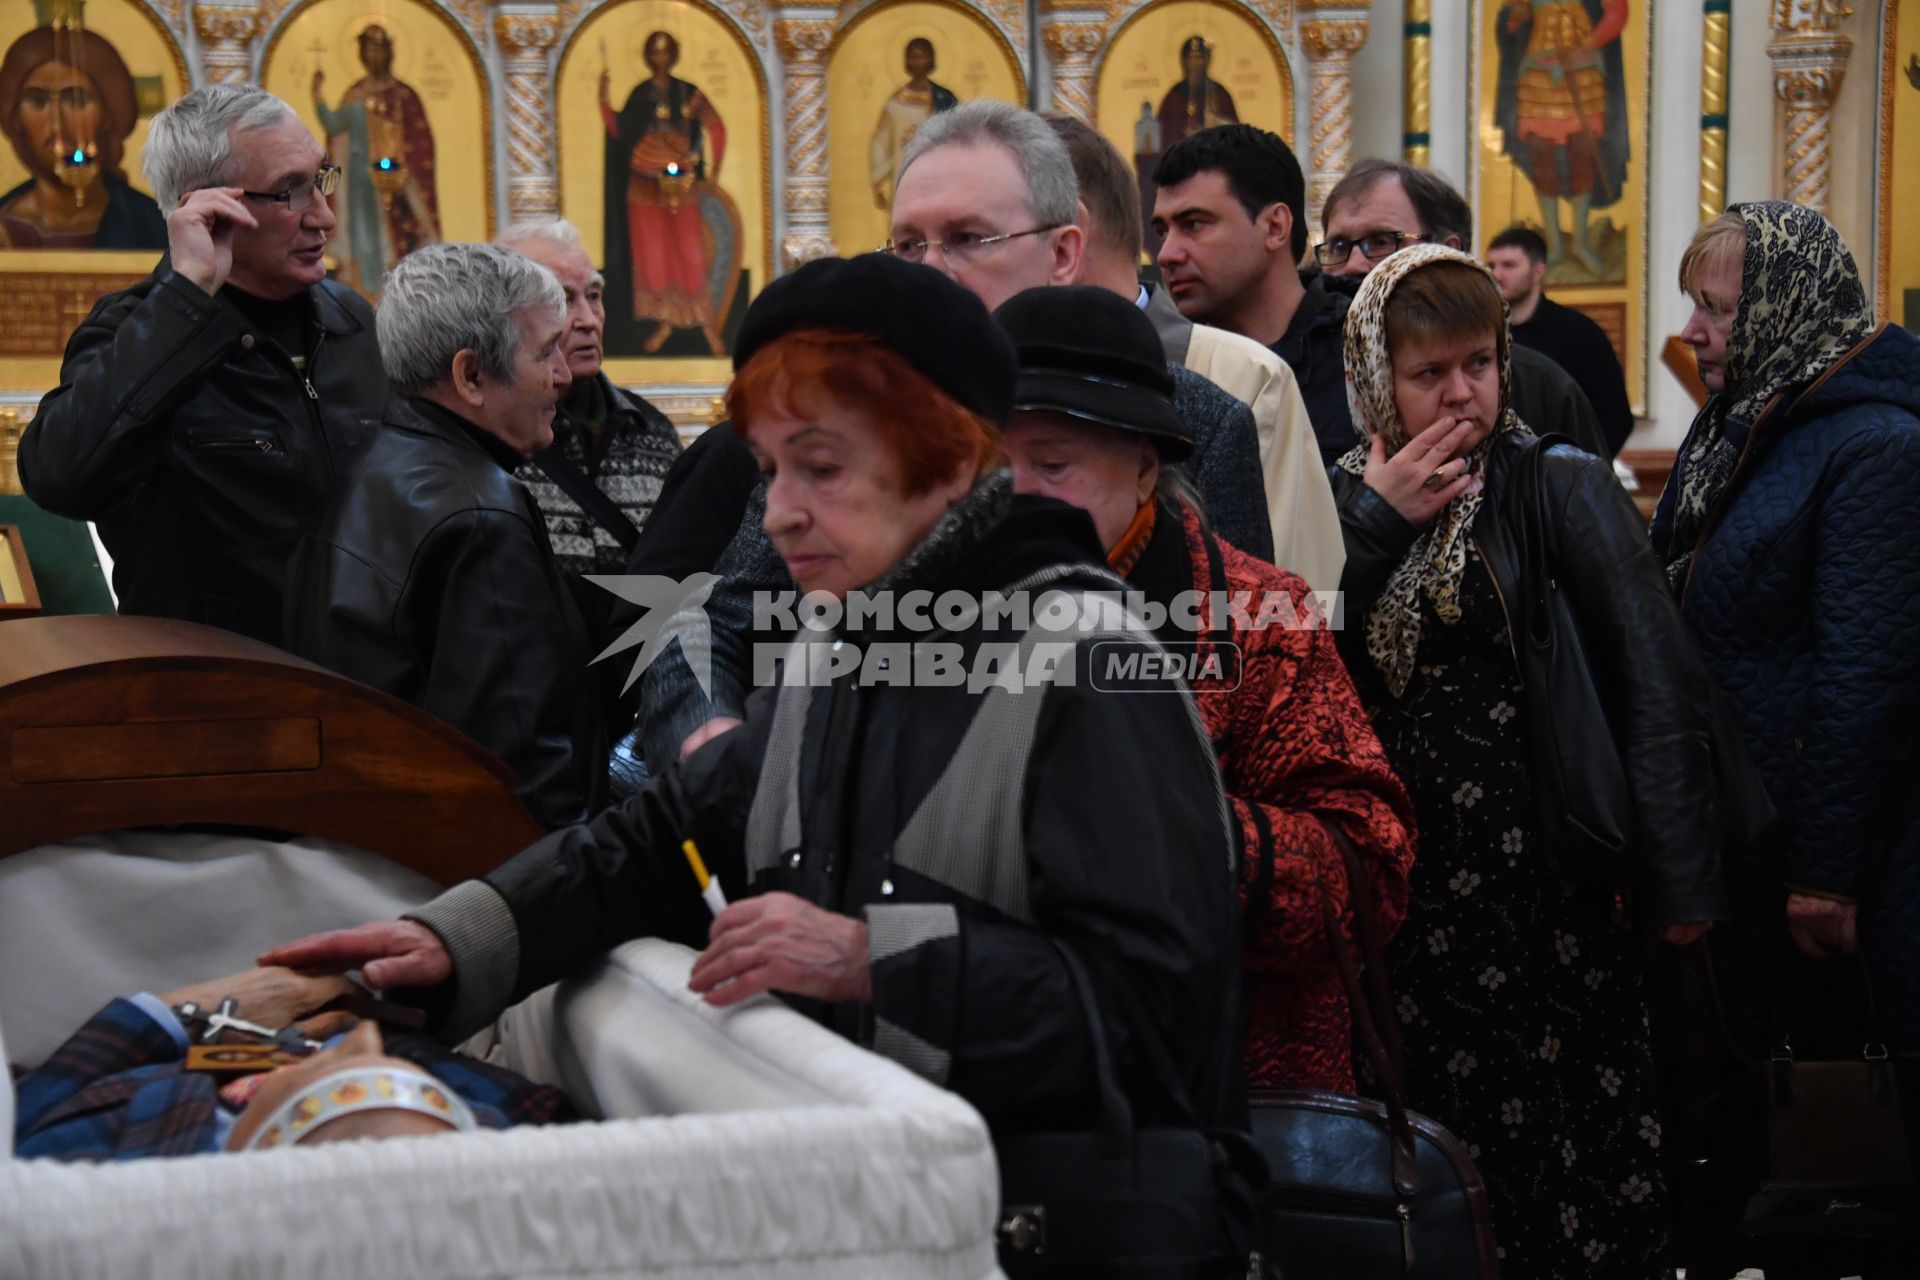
1316,157,1469,281
1312,157,1610,459
1487,223,1634,455
1150,125,1360,464
1050,112,1341,590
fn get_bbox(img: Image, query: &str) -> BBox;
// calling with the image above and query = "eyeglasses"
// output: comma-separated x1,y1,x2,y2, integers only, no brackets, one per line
1313,230,1433,267
879,224,1064,265
242,165,341,213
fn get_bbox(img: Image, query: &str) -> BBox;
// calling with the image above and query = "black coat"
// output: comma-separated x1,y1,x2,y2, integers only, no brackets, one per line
282,397,604,829
1331,433,1728,927
420,488,1242,1135
20,265,385,645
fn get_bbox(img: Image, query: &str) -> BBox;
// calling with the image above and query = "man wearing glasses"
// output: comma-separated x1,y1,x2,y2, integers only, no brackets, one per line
21,83,387,647
1153,134,1603,463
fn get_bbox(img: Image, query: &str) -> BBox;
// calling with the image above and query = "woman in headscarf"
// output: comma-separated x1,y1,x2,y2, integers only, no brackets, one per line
1654,204,1920,1068
0,25,164,249
1328,243,1730,1277
994,283,1417,1094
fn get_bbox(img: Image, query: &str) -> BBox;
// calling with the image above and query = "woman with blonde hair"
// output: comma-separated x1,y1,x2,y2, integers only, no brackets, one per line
1653,202,1920,1277
1328,243,1733,1276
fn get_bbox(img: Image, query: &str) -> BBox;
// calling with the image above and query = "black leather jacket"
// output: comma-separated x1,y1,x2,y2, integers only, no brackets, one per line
282,397,605,830
20,265,385,645
1331,433,1729,926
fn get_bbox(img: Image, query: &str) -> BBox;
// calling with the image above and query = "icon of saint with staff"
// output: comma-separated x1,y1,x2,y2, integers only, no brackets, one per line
1493,0,1629,281
311,21,440,297
600,29,740,357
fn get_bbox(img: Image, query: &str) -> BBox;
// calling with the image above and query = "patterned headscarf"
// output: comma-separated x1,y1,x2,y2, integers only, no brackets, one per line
1335,243,1530,697
1656,202,1875,587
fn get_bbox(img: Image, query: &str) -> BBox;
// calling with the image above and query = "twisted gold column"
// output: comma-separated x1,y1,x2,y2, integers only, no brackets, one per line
1042,20,1106,127
1302,19,1368,233
1699,0,1729,222
494,6,561,220
775,20,836,270
193,3,259,83
1768,32,1850,215
1404,0,1431,167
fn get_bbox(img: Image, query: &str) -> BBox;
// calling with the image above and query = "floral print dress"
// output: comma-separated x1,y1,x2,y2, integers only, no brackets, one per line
1355,543,1671,1279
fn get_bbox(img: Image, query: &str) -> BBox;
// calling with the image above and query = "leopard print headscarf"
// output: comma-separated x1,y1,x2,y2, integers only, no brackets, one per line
1656,202,1875,588
1335,244,1530,697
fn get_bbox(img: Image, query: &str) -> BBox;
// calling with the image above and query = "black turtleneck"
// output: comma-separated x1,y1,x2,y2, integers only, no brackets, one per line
224,285,312,367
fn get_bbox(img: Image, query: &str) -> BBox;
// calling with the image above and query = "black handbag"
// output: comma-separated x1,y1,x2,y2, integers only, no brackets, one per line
1249,825,1502,1279
1510,434,1636,884
1713,954,1920,1242
994,941,1271,1278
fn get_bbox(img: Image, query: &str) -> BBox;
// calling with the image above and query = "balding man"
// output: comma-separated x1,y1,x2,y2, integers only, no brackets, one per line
495,218,682,622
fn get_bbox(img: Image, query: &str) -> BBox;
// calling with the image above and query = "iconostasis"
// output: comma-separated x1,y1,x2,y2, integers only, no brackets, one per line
0,0,1913,442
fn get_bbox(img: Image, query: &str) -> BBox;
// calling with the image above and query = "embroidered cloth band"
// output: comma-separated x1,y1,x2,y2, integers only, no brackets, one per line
240,1065,478,1151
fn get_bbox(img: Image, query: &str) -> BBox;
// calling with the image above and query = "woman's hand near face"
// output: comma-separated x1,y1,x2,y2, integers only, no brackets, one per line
1364,417,1483,527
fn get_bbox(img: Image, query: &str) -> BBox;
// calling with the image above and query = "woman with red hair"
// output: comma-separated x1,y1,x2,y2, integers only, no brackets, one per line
0,24,165,249
269,254,1247,1269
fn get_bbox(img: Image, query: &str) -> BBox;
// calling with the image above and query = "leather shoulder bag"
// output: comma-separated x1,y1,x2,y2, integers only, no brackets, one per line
1248,823,1502,1279
994,940,1273,1278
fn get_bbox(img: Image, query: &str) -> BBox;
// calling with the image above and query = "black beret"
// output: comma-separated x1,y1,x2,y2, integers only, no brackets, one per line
731,253,1017,427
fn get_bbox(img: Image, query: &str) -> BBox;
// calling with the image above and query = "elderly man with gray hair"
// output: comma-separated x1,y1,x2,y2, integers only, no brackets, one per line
20,83,385,646
494,218,682,617
283,243,604,829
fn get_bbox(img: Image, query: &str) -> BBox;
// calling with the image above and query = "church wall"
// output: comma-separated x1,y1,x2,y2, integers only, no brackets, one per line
2,0,1906,479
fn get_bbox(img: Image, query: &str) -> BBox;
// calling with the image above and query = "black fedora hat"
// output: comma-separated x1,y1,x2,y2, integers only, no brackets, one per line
993,285,1192,460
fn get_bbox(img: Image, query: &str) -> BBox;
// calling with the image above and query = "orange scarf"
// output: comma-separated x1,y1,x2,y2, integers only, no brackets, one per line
1106,499,1157,578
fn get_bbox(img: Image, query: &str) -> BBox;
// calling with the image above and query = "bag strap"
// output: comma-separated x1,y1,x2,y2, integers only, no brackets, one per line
1315,818,1419,1196
533,448,641,554
1051,939,1136,1158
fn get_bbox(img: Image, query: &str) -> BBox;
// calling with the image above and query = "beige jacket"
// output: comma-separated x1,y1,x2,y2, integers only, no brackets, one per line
1144,285,1345,594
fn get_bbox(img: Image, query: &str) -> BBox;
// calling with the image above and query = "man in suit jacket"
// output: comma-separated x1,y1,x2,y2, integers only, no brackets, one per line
12,967,570,1160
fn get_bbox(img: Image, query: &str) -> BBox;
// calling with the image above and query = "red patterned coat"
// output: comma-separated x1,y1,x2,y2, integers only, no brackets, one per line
1135,501,1417,1091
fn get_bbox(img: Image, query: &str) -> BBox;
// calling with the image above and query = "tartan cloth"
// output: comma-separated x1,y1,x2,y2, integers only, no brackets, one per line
13,998,575,1161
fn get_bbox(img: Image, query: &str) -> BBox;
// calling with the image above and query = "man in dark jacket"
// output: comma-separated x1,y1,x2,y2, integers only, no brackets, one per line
19,83,386,646
1153,137,1608,463
284,243,602,830
1488,224,1635,455
497,217,683,631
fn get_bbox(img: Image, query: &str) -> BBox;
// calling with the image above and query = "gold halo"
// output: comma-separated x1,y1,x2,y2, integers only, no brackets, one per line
341,12,401,67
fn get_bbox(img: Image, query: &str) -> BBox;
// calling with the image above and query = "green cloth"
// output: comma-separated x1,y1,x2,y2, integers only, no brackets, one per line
0,494,116,616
